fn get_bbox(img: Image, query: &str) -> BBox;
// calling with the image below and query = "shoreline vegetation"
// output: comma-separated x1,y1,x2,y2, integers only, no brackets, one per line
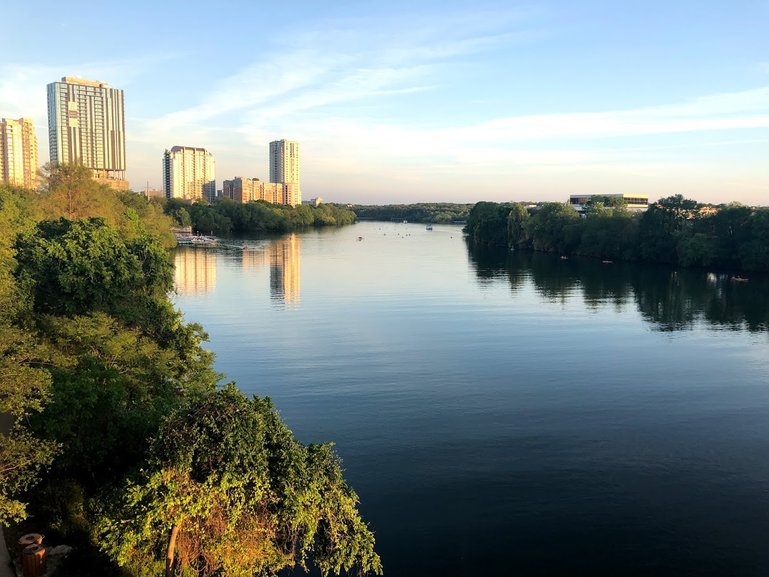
166,197,356,236
349,203,472,224
463,197,769,274
0,165,380,577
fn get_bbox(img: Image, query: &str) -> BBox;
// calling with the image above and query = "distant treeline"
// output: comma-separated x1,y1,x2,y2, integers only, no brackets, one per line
464,196,769,273
165,198,357,236
351,203,472,224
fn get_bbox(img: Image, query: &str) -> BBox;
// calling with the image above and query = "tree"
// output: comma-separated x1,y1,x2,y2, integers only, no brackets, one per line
583,195,628,218
0,185,58,523
99,385,382,577
525,202,581,254
637,195,699,263
464,202,512,246
14,217,173,321
739,209,769,271
0,317,58,523
507,203,530,249
708,203,752,269
39,163,114,221
14,217,219,485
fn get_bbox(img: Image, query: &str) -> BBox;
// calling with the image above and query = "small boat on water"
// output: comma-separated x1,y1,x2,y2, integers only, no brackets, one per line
426,224,433,231
176,234,219,247
731,276,749,283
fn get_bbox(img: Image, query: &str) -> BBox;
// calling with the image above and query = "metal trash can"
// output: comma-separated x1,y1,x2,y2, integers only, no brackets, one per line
21,544,46,577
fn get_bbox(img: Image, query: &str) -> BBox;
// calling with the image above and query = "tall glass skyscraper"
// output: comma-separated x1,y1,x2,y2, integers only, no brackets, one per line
47,77,127,189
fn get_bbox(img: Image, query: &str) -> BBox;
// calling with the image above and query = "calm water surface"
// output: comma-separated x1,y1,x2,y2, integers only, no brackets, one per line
173,221,769,577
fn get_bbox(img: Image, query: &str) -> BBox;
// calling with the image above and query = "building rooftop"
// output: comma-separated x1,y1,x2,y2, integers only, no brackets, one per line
60,76,110,88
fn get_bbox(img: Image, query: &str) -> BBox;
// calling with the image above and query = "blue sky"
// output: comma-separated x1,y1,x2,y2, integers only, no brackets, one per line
2,0,768,204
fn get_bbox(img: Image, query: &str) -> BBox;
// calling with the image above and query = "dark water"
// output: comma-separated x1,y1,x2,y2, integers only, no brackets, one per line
173,222,769,577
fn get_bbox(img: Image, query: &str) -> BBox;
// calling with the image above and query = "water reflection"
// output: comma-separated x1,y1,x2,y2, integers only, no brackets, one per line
269,234,300,305
174,235,301,305
174,247,217,294
468,246,769,333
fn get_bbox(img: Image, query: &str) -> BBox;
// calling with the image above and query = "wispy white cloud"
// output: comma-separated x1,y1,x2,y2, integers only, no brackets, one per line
146,4,541,132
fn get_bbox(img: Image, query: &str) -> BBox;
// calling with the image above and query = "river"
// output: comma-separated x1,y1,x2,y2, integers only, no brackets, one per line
173,221,769,577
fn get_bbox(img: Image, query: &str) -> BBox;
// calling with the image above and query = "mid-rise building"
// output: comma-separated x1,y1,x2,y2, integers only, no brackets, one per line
269,139,301,206
0,117,38,189
222,176,297,206
569,193,649,213
47,77,127,190
162,146,216,201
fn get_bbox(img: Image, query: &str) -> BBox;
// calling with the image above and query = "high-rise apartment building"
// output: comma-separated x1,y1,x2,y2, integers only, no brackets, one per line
162,146,216,201
0,117,38,189
269,139,301,206
47,77,127,189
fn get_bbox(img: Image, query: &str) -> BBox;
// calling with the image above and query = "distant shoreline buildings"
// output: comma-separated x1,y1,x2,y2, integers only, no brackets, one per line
0,76,307,207
221,139,302,207
569,193,649,213
47,77,128,190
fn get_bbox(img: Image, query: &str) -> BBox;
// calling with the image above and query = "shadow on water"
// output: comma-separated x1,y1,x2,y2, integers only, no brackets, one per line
467,244,769,334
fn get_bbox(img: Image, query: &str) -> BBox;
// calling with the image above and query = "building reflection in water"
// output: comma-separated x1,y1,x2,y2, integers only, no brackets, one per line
174,236,300,303
174,247,217,295
269,233,301,304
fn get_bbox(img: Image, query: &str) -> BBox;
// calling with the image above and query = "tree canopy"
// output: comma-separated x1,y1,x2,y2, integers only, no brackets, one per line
466,197,769,272
165,198,357,236
100,386,382,577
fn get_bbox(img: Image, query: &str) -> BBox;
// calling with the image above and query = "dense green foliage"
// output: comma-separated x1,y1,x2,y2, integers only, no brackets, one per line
351,203,472,224
464,202,512,246
0,185,58,523
99,386,382,577
0,169,380,576
165,198,356,236
40,163,176,247
465,196,769,272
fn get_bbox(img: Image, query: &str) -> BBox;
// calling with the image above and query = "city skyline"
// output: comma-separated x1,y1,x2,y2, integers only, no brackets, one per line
1,1,767,205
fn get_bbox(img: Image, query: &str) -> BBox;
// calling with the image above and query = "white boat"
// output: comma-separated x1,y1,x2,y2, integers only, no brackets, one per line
177,235,219,247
